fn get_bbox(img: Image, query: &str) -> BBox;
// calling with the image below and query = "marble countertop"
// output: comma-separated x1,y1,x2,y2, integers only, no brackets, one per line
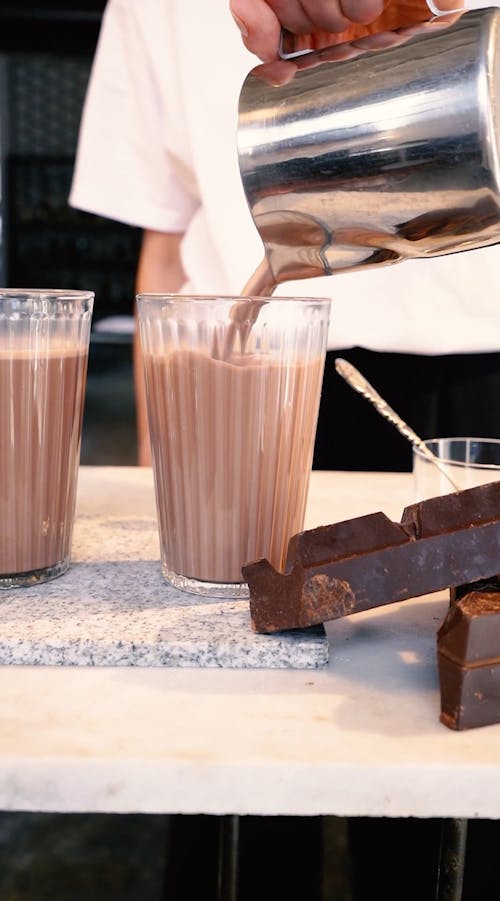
1,466,500,819
0,512,327,670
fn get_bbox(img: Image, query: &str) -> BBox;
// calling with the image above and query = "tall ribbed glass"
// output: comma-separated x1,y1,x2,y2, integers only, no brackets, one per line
137,294,331,598
0,290,94,588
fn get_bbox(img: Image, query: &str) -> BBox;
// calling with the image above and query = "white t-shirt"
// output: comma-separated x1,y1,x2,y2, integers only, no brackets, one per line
69,0,500,354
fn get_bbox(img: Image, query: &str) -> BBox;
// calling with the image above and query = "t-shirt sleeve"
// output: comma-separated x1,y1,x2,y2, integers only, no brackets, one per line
69,0,198,232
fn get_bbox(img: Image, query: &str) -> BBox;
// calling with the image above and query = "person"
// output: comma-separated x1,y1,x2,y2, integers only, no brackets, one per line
69,4,500,896
69,0,500,472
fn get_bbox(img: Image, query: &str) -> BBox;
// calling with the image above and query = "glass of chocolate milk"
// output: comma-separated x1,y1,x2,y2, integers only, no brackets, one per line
0,289,94,588
138,294,331,598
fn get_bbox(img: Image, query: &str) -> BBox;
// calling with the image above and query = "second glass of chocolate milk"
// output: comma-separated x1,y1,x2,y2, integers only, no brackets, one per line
0,289,94,588
138,294,331,598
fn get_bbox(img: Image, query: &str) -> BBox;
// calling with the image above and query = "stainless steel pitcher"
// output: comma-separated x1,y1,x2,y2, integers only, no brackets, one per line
237,8,500,286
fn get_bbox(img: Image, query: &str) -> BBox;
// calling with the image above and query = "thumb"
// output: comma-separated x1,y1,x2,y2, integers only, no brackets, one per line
230,0,282,60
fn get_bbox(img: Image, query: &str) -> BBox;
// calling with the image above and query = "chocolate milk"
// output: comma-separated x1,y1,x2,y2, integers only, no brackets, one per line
144,346,325,584
0,345,88,575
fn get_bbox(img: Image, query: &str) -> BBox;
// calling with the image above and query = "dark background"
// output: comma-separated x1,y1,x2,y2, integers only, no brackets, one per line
0,1,140,464
0,0,142,321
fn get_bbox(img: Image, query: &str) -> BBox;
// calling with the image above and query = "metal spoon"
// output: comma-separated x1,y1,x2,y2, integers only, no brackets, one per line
334,357,461,492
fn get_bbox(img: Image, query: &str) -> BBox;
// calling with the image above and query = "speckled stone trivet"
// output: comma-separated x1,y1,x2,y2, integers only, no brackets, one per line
0,515,328,668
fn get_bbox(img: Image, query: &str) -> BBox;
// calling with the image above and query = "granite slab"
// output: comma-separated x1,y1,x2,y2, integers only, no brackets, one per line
0,514,328,669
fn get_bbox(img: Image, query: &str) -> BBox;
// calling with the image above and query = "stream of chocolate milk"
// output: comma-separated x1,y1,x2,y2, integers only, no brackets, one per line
0,345,88,576
146,258,325,585
214,259,277,360
242,258,277,297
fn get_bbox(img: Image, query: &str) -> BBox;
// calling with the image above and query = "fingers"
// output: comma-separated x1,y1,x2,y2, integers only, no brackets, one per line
230,0,387,60
268,0,349,32
340,0,386,25
230,0,438,62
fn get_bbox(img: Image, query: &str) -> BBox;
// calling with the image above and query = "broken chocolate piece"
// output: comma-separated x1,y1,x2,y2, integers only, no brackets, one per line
450,574,500,606
438,581,500,730
243,480,500,634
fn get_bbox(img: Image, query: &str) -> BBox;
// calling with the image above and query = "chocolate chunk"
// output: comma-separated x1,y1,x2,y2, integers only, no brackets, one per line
450,574,500,605
437,580,500,730
243,481,500,634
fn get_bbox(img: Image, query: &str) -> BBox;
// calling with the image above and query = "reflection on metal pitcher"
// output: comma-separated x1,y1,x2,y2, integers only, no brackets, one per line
237,9,500,286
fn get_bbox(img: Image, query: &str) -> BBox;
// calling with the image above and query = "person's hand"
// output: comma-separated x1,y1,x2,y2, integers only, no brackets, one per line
230,0,435,61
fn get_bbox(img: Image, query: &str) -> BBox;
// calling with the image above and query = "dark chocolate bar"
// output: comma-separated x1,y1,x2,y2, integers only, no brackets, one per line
243,481,500,634
438,577,500,730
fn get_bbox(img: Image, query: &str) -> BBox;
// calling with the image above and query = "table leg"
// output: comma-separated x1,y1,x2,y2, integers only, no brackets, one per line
435,817,468,901
217,815,240,901
161,814,220,899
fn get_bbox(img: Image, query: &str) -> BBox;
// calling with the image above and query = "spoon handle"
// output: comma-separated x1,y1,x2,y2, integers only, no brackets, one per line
334,357,461,492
